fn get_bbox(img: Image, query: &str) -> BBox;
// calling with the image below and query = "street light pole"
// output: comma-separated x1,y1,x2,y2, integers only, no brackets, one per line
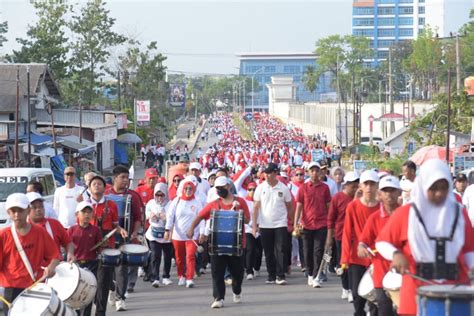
446,68,452,164
251,67,264,113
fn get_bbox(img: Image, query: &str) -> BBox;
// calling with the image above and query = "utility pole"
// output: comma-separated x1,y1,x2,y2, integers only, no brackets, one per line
352,73,356,145
118,71,122,110
79,90,83,144
446,68,451,163
389,47,395,134
455,34,461,96
15,67,20,167
336,55,342,148
27,66,31,167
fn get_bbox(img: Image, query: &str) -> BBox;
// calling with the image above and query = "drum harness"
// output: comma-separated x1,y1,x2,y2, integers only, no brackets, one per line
411,203,460,281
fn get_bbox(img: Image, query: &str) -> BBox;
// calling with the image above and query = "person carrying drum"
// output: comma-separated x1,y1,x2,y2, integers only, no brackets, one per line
340,169,380,316
294,161,331,288
357,175,401,316
26,191,76,263
68,201,103,316
0,193,61,316
187,176,250,309
375,159,474,315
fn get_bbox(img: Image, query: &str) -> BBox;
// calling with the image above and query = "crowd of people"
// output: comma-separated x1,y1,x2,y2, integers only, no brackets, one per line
1,112,474,316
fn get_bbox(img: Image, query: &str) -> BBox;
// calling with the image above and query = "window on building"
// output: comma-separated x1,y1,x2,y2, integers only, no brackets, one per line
399,0,413,3
245,65,261,73
353,7,374,15
418,6,425,14
399,28,413,36
378,28,395,37
399,17,413,25
294,76,301,82
264,66,275,73
378,0,395,3
369,40,374,48
378,18,395,26
399,6,413,14
353,29,374,37
353,18,374,26
378,7,394,15
378,40,394,48
419,17,425,25
283,65,300,73
377,51,389,59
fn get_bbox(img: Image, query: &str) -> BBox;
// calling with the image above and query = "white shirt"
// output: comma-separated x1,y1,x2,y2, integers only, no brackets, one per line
324,177,338,197
463,184,474,225
253,181,292,229
145,199,171,243
165,197,205,240
293,154,303,166
53,184,83,228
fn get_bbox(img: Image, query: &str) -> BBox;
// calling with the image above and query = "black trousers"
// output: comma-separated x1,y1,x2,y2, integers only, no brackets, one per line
302,227,327,278
260,227,288,280
286,232,292,270
114,264,128,300
150,241,172,281
3,287,23,316
245,233,263,274
375,288,395,316
97,263,114,316
77,260,98,316
336,240,349,290
349,264,377,316
210,255,244,301
298,236,305,268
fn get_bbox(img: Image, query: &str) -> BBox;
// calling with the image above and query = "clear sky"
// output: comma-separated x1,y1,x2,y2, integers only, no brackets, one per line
0,0,353,75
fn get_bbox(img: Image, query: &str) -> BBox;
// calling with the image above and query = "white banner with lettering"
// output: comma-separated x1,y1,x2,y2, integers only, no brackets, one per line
136,100,150,122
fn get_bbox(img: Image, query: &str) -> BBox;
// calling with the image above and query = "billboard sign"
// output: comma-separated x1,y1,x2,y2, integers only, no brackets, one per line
136,100,150,122
169,83,186,107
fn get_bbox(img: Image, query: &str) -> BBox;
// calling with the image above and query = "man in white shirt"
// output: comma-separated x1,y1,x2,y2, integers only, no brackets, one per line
53,166,83,228
252,163,294,285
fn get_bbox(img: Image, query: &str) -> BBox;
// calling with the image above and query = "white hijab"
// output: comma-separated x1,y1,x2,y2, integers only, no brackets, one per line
408,159,465,264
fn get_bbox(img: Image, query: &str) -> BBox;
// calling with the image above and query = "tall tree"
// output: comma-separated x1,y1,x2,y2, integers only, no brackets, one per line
69,0,126,105
460,9,474,77
8,1,70,79
0,19,7,48
303,65,318,96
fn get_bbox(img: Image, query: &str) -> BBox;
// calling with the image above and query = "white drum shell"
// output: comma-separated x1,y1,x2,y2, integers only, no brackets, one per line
358,265,376,302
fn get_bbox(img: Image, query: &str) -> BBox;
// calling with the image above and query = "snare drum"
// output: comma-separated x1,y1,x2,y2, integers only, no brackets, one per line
100,248,121,267
382,270,402,308
358,265,376,303
46,262,97,310
9,283,75,316
151,224,165,239
417,285,474,316
120,244,150,266
209,210,243,256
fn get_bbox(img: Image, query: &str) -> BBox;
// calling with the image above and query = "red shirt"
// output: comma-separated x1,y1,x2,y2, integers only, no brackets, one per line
376,204,474,315
105,188,144,229
296,181,331,230
359,206,392,288
0,224,60,288
327,191,353,240
33,218,71,253
90,199,119,248
198,196,250,248
135,185,154,205
341,198,380,267
68,224,102,261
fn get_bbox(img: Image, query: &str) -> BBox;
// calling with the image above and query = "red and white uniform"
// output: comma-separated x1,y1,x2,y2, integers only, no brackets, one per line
33,218,71,254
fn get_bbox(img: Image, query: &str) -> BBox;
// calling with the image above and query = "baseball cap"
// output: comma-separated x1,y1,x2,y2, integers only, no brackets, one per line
75,201,93,213
264,163,280,174
342,171,360,184
145,168,158,179
456,173,468,182
189,162,201,171
89,175,106,186
307,161,321,170
26,192,45,203
5,193,30,210
360,169,380,183
379,175,401,190
214,176,229,187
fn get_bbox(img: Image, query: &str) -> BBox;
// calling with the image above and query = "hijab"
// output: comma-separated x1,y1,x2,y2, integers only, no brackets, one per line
408,159,465,264
154,182,169,206
179,180,196,201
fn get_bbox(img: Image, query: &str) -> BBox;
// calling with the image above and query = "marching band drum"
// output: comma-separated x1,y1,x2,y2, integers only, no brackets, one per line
209,210,243,256
105,194,132,245
119,244,150,266
382,270,402,309
358,264,376,303
99,248,122,267
417,285,474,316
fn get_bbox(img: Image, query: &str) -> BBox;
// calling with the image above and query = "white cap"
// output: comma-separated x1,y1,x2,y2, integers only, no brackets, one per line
343,171,360,184
379,175,401,190
75,201,93,213
189,162,201,170
5,193,30,210
360,169,380,183
280,171,288,178
214,176,229,187
26,192,45,203
307,161,321,170
400,178,414,192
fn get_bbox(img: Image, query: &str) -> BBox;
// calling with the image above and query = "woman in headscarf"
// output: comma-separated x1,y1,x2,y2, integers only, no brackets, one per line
330,166,345,193
164,180,205,288
168,174,184,200
145,183,173,287
376,159,474,315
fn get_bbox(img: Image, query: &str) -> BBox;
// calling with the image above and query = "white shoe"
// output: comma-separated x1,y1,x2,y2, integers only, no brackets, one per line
115,299,127,312
348,290,354,303
211,299,224,308
312,278,321,288
341,288,349,299
162,278,173,286
108,291,116,306
276,278,287,285
152,280,160,288
186,280,195,288
247,274,254,280
178,277,186,286
233,293,242,303
307,275,313,286
138,267,145,277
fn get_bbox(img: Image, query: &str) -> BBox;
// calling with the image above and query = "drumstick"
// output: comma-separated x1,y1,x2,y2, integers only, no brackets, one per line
90,228,117,251
398,269,439,285
0,296,11,308
27,273,48,290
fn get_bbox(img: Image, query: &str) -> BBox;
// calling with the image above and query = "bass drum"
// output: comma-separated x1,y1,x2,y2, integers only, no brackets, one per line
358,265,376,303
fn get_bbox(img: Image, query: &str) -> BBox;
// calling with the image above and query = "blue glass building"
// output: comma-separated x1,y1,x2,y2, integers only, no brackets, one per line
237,53,334,112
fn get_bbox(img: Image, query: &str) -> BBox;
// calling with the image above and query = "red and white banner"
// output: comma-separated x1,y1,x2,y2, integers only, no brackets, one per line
136,100,150,122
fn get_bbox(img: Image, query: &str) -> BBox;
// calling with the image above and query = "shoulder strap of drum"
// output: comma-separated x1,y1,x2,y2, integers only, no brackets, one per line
11,226,36,282
411,202,460,241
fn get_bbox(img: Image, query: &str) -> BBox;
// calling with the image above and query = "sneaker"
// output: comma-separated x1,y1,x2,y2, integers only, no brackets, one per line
178,277,186,286
124,291,129,299
186,280,195,288
152,280,160,288
162,278,173,286
224,278,233,286
200,268,207,274
138,267,145,277
276,278,287,285
265,279,275,284
347,290,354,303
246,273,254,280
211,299,224,309
307,275,313,286
341,289,349,300
312,278,321,288
254,270,260,277
115,299,127,312
108,291,116,306
233,293,242,303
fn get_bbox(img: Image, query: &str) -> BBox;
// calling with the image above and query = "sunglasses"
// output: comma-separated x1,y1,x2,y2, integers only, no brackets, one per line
184,186,193,191
65,172,75,176
173,179,181,183
248,188,255,192
156,193,165,197
296,173,304,176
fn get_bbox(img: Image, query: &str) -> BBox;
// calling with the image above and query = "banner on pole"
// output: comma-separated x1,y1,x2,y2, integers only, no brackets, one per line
136,100,150,122
169,83,186,107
